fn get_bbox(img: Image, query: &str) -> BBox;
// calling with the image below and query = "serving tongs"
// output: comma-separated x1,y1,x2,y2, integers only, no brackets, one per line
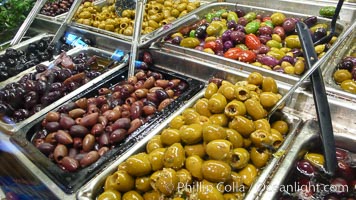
10,0,47,46
296,21,337,175
314,0,344,45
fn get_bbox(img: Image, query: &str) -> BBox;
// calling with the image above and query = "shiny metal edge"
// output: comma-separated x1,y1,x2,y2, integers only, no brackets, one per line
258,120,356,199
37,12,67,22
0,47,129,135
149,2,348,85
322,21,356,102
76,85,303,200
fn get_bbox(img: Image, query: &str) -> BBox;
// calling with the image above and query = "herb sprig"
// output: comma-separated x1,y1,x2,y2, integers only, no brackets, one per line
0,0,35,32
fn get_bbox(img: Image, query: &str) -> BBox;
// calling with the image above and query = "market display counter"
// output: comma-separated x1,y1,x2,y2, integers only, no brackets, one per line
0,0,355,199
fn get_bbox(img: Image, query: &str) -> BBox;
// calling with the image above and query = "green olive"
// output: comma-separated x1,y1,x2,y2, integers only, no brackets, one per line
270,129,284,149
169,115,186,129
259,92,280,108
250,129,273,148
262,77,278,93
223,193,244,200
203,124,227,143
270,12,286,26
227,172,243,192
148,19,159,29
333,69,352,84
243,138,252,148
206,139,233,160
182,108,200,124
208,93,227,114
142,190,161,200
304,153,325,168
205,82,219,99
250,147,271,168
179,123,203,145
224,100,246,117
185,155,204,180
184,144,206,158
219,82,236,100
150,168,178,196
197,183,224,200
206,21,224,36
244,99,267,120
135,176,151,192
271,120,289,135
226,128,244,148
110,170,135,192
234,86,250,101
247,72,263,86
180,37,200,48
294,59,305,75
146,135,163,153
209,114,229,127
238,164,257,187
126,153,152,177
341,79,356,94
176,168,193,185
160,128,181,146
148,148,166,171
253,119,271,132
98,189,121,200
198,115,211,125
78,11,92,19
285,35,301,49
163,143,185,170
230,148,250,169
122,190,143,200
194,98,212,117
228,116,255,137
202,160,232,183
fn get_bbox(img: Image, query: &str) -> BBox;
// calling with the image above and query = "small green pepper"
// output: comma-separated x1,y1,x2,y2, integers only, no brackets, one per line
227,11,238,22
245,21,260,34
319,6,336,18
189,30,196,38
262,20,274,29
243,12,257,22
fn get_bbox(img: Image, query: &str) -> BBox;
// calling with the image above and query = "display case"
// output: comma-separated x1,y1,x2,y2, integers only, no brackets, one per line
0,0,356,199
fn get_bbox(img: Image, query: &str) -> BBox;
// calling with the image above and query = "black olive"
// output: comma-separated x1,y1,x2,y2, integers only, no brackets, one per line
6,58,16,67
5,48,18,59
27,43,38,52
0,71,8,82
35,64,48,73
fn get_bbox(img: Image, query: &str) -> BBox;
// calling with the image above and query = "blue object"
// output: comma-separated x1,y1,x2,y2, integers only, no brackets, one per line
111,49,125,61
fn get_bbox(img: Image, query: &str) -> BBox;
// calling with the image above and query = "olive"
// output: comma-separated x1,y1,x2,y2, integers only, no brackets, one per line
226,128,244,148
179,123,203,145
97,190,122,200
169,115,185,129
206,139,233,160
202,160,232,183
108,170,134,192
341,80,356,93
208,93,227,114
228,116,255,137
185,155,204,180
163,143,185,170
224,100,246,117
230,148,250,169
304,153,324,168
135,176,151,192
238,164,257,187
262,77,278,93
122,191,143,200
271,120,289,135
146,135,163,153
150,168,178,196
197,181,224,200
250,129,273,148
176,169,192,185
334,69,352,84
247,72,263,86
271,12,286,26
205,82,219,99
148,148,165,171
194,98,212,117
250,147,270,168
184,144,206,158
125,153,152,177
202,124,227,143
142,190,161,200
160,128,181,146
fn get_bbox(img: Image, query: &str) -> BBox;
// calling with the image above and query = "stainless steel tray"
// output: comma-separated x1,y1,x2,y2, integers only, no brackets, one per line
259,120,356,199
151,2,348,85
9,65,205,194
76,86,303,200
37,12,67,22
71,0,208,42
0,47,128,134
323,21,356,102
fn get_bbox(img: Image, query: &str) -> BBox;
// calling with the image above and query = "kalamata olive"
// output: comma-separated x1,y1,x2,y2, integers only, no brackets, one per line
53,144,68,163
111,118,131,131
59,102,77,113
60,156,79,172
257,45,270,54
258,26,273,35
143,52,153,65
273,26,286,39
91,123,104,135
80,112,98,127
222,30,232,42
35,81,47,94
99,132,110,147
130,101,143,120
35,64,47,73
303,16,317,28
110,129,127,143
143,105,157,116
282,18,296,33
80,151,100,168
96,96,107,106
312,28,327,42
98,116,108,127
82,134,95,152
296,159,315,176
155,89,169,101
147,92,159,105
335,148,349,161
106,110,121,122
230,31,246,44
234,9,245,18
73,137,83,149
98,147,109,156
55,130,73,145
344,56,356,66
70,125,89,137
215,38,224,52
336,160,354,181
74,153,86,162
330,178,348,195
257,55,279,67
158,98,173,111
87,104,99,114
37,142,55,156
45,122,60,132
127,118,143,134
59,116,75,130
68,148,78,158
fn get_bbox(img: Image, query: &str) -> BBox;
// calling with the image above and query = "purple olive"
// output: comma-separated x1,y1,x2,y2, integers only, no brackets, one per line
258,26,273,35
227,20,238,30
221,30,233,42
237,17,248,26
258,35,272,44
234,9,245,18
230,31,246,44
223,41,234,51
337,60,354,71
280,55,296,65
257,55,279,67
296,159,315,176
313,28,327,42
256,45,270,54
344,56,356,66
303,16,317,28
282,18,297,33
171,36,182,45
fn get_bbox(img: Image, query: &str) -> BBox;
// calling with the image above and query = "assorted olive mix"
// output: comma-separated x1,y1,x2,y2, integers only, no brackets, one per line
32,68,190,172
0,51,112,123
98,72,290,200
73,0,201,36
40,0,93,17
164,9,338,76
280,148,356,199
333,53,356,94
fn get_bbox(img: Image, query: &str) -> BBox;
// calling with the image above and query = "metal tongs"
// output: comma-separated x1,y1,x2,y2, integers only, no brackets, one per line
297,21,337,175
